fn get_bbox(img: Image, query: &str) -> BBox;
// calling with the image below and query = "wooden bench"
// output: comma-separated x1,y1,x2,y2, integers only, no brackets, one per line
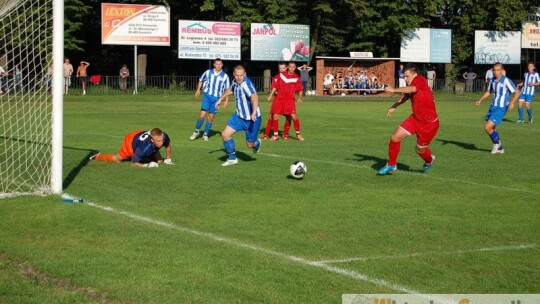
334,87,387,95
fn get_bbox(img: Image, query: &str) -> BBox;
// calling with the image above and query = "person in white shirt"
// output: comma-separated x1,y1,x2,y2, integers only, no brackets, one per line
426,67,436,90
323,71,335,95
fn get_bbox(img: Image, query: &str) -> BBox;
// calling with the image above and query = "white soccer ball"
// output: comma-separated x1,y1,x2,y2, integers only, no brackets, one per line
290,161,307,179
341,92,346,96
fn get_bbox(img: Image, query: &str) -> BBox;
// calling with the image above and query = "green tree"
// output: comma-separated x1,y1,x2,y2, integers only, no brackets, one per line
64,0,92,52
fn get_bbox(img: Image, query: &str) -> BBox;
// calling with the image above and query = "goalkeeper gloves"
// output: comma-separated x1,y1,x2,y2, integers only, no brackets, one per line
142,161,159,168
163,158,174,165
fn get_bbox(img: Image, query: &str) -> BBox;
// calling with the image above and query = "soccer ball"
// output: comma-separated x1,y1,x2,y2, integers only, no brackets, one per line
341,92,346,96
290,161,307,179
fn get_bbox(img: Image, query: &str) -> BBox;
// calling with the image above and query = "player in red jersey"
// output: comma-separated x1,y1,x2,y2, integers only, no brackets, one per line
264,62,287,140
268,61,304,141
378,63,439,175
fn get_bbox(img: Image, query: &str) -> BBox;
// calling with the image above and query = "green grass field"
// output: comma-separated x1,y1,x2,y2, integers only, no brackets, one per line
1,93,539,303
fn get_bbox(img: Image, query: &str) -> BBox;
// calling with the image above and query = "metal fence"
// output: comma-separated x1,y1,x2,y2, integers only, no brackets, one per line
2,75,521,96
57,75,319,96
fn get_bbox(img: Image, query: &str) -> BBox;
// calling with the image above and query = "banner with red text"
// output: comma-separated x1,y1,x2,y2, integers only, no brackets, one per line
102,3,170,46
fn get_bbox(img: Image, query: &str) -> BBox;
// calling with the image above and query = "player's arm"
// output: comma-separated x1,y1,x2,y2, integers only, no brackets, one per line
216,88,233,109
386,94,410,117
82,61,89,66
385,85,417,94
194,81,203,97
268,88,277,101
296,83,303,103
163,144,172,163
508,87,521,111
76,67,80,77
475,90,491,106
250,93,259,121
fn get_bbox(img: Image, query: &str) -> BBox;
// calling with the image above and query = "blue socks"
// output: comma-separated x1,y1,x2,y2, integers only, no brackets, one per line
223,138,237,160
518,107,524,120
527,108,533,121
489,131,500,144
195,118,204,131
204,122,212,135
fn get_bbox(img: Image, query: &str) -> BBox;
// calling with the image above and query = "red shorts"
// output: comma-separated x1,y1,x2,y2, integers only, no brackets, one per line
271,98,296,115
118,129,143,159
399,115,439,147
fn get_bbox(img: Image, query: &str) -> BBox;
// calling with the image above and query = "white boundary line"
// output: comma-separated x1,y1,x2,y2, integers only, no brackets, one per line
317,244,538,264
260,152,540,195
85,201,423,294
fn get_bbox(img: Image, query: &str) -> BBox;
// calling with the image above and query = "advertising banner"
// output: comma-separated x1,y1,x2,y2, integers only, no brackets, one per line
474,31,521,64
250,23,310,61
178,20,241,60
522,12,540,49
101,3,170,46
400,28,451,63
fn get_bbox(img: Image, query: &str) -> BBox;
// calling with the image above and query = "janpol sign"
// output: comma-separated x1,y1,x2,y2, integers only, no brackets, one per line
251,24,280,36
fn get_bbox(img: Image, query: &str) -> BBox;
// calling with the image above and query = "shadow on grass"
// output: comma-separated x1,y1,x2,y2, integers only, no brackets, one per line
436,138,491,152
350,153,414,174
63,148,95,189
209,148,258,163
0,135,93,190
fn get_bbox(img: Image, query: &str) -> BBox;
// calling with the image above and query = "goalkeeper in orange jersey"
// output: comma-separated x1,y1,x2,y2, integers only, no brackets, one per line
89,128,173,168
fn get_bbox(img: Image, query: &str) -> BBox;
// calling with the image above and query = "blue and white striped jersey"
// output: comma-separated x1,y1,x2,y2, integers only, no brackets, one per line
488,75,517,108
199,69,230,98
522,71,540,96
231,76,261,120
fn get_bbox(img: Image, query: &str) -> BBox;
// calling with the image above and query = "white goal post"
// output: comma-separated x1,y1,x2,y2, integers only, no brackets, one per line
0,0,63,196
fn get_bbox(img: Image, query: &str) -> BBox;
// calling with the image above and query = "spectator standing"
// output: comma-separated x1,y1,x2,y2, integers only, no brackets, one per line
119,64,129,93
297,64,313,95
63,58,73,94
484,67,493,91
398,64,406,88
47,63,53,93
426,66,436,90
12,65,23,93
76,61,90,95
463,68,477,92
0,65,8,94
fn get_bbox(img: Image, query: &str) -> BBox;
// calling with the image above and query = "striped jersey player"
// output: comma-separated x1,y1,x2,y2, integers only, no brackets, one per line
516,62,540,123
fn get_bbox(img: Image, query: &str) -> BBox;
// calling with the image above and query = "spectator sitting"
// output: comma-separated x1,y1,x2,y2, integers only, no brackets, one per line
370,73,380,89
335,71,344,89
356,70,369,95
344,70,355,89
323,71,335,95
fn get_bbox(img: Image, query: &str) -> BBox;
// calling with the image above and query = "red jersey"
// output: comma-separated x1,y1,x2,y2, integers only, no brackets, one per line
409,75,438,122
274,71,303,102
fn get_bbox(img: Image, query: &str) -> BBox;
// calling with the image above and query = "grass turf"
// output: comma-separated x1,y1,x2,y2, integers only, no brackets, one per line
0,92,539,303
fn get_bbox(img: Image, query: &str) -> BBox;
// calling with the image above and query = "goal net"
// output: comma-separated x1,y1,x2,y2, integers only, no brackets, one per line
0,0,55,197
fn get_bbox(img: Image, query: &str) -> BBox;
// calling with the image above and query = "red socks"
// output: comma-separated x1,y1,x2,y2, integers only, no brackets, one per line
264,118,273,137
418,148,433,164
388,141,401,166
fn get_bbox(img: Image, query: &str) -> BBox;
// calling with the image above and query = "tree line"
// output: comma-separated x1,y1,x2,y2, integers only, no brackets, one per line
63,0,539,77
